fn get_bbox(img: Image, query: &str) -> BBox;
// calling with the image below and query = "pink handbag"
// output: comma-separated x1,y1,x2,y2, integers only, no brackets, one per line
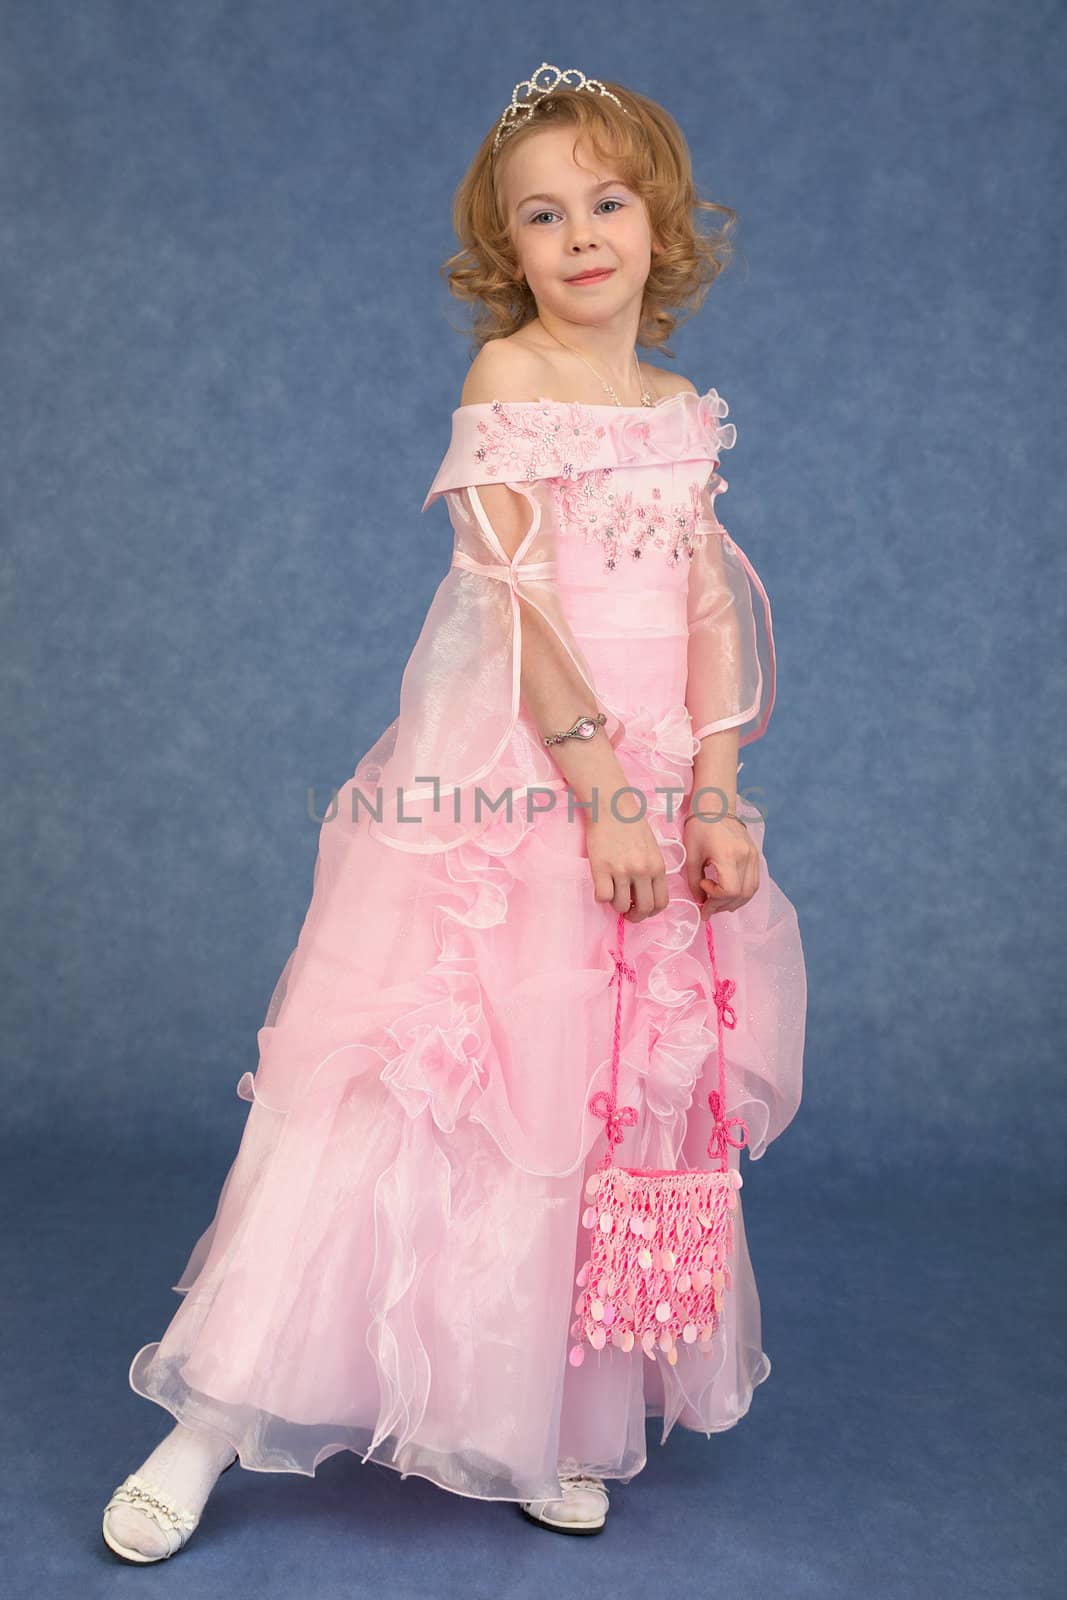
568,910,750,1368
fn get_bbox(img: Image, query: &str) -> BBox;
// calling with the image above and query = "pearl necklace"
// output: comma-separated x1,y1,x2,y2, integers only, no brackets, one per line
540,324,656,407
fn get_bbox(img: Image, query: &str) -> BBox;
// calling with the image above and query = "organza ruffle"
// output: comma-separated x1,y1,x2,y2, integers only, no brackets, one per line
421,386,738,511
128,703,805,1499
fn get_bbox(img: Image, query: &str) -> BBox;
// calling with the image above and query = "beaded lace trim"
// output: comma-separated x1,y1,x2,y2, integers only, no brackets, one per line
472,399,608,481
106,1473,199,1534
469,397,730,570
550,471,714,570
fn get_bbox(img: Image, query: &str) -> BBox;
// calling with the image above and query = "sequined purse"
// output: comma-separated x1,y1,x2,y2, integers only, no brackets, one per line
568,910,749,1369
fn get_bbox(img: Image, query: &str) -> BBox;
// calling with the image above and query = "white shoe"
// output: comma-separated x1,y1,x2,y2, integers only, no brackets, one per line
519,1470,610,1535
101,1457,236,1564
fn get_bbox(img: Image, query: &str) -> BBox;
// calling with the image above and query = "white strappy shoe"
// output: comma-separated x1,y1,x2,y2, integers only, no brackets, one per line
519,1470,610,1535
101,1456,237,1564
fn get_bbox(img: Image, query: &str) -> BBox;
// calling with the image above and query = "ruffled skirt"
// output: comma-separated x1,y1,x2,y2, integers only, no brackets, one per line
128,698,806,1503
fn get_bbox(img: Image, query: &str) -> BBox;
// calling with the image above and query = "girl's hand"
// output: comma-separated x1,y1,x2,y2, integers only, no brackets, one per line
585,805,669,923
684,816,760,921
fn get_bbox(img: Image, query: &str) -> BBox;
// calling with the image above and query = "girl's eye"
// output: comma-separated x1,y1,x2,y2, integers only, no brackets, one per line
528,198,626,225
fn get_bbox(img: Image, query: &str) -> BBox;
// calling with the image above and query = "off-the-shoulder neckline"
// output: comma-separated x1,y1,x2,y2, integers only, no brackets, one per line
452,387,706,417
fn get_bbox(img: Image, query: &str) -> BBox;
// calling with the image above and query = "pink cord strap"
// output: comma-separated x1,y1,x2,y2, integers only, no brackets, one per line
589,910,749,1172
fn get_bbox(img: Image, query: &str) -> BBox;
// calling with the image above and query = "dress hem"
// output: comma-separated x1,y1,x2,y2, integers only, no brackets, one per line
127,1337,772,1503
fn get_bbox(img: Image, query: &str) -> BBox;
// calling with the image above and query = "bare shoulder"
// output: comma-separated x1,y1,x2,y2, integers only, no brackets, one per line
460,340,701,408
457,339,544,550
460,336,551,408
639,362,699,401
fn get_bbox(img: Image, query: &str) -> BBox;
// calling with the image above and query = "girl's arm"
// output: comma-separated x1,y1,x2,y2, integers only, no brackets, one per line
683,485,764,917
472,478,643,822
684,489,746,775
690,724,740,818
469,475,668,921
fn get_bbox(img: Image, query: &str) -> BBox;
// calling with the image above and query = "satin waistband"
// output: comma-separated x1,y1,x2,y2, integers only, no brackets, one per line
561,584,689,640
449,553,687,638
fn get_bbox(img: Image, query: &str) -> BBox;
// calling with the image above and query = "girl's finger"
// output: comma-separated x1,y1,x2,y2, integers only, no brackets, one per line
613,875,634,915
626,875,655,922
592,867,617,905
705,857,740,902
699,876,741,918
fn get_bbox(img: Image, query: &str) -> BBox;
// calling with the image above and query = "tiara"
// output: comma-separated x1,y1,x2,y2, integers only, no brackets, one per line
492,62,630,156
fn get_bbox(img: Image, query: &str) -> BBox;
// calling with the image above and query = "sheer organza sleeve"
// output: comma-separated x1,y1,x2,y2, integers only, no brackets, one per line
685,467,777,750
347,419,627,857
454,477,626,741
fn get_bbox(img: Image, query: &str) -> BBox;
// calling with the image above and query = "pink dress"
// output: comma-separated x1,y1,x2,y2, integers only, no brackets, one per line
128,386,806,1504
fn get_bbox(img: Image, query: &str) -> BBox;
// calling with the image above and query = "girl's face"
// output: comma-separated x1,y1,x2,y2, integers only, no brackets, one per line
499,125,657,330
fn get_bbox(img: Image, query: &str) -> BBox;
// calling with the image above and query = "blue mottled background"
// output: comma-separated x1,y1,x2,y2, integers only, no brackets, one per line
3,2,1063,1595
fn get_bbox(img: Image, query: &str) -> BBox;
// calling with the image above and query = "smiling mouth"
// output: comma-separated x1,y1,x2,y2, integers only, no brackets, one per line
567,269,614,283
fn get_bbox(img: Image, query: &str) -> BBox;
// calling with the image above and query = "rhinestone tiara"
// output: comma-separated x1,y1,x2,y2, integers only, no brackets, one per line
492,62,631,156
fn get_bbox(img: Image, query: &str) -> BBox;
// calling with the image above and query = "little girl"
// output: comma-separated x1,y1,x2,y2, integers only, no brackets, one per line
101,62,805,1556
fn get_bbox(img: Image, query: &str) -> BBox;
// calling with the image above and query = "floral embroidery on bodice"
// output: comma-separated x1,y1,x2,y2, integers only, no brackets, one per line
472,399,609,482
549,470,711,569
421,386,738,573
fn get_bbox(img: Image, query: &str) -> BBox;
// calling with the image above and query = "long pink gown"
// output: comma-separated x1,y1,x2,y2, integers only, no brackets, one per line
128,386,807,1504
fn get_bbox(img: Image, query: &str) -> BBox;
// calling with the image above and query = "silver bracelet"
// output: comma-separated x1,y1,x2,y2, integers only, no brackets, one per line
543,712,607,747
683,808,748,830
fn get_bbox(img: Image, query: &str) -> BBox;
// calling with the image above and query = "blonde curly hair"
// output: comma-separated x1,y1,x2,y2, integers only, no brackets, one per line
440,79,737,361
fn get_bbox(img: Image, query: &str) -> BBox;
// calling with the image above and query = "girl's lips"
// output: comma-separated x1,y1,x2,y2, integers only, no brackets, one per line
567,269,614,284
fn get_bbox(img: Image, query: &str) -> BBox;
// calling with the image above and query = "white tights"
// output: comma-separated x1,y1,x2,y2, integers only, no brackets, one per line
105,1420,237,1559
